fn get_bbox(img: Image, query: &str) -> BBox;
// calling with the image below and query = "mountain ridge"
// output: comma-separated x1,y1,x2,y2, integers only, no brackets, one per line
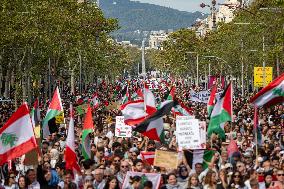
100,0,205,32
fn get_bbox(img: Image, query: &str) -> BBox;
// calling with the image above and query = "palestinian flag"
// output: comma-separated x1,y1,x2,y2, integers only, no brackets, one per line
173,100,192,116
0,103,37,165
141,151,155,165
207,84,217,117
184,150,215,170
133,100,177,142
122,86,131,104
31,98,41,128
82,105,94,160
121,100,148,126
42,87,63,138
64,105,81,173
254,107,262,145
208,83,232,141
166,86,176,100
202,150,215,169
251,73,284,107
90,93,99,109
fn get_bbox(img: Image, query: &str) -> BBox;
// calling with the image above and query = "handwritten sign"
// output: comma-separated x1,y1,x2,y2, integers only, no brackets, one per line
190,90,210,103
153,150,178,169
176,116,201,149
254,67,273,87
115,116,132,137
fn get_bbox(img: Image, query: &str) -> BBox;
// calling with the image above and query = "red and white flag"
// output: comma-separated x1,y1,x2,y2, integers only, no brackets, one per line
137,83,157,114
64,104,81,173
251,73,284,107
120,100,148,126
141,151,155,165
0,103,37,166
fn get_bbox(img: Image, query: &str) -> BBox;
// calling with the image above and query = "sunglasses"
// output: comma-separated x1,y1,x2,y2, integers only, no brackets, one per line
114,160,120,162
121,165,129,168
234,175,240,178
277,174,284,176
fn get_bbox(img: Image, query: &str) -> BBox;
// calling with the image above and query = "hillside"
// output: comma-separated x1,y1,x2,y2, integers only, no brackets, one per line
100,0,205,33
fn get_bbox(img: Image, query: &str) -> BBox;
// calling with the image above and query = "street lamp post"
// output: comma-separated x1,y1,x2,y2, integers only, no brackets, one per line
200,0,217,31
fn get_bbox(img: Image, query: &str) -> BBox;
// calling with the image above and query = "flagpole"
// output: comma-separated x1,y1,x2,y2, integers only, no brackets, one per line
255,106,258,162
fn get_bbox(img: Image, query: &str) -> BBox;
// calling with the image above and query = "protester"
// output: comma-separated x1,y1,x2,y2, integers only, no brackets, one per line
0,75,283,189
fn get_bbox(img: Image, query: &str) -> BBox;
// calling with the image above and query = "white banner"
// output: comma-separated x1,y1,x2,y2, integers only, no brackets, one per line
176,116,201,149
115,116,132,137
122,171,161,189
189,90,210,103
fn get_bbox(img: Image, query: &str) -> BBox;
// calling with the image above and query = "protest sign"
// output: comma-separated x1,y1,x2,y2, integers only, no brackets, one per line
254,67,273,87
176,116,201,149
55,112,64,124
115,116,132,137
153,150,178,169
190,90,210,103
122,171,161,189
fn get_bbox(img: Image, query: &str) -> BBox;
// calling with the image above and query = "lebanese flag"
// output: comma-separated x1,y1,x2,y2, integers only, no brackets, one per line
133,100,177,142
141,151,155,165
0,103,37,166
137,83,157,114
120,100,148,126
81,105,94,160
207,85,217,117
251,73,284,107
42,87,63,138
65,105,81,173
227,139,238,158
208,83,232,140
90,93,99,109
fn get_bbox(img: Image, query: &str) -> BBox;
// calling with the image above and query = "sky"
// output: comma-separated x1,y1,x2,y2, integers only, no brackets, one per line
131,0,226,13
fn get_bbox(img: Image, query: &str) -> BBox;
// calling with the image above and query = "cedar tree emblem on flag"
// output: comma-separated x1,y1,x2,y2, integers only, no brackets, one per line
1,133,18,147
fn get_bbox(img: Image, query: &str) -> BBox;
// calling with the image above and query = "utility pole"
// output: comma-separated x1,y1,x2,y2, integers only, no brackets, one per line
241,39,244,96
141,40,146,77
262,36,266,87
196,54,199,86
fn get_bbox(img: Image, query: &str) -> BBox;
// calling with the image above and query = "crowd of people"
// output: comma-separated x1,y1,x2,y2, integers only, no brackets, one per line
0,76,283,189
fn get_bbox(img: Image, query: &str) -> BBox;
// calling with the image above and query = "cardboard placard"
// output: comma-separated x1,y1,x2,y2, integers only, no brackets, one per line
153,150,178,169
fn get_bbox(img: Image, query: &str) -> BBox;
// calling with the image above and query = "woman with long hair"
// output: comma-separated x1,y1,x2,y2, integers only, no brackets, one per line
103,176,119,189
4,172,17,189
217,169,228,189
228,171,248,189
18,176,26,189
187,174,201,189
161,173,183,189
203,170,217,189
